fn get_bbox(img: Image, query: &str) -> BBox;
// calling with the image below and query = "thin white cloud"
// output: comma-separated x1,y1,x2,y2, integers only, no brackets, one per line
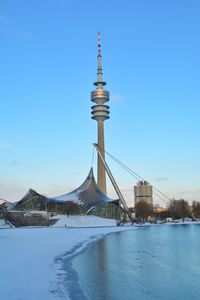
10,161,23,165
110,94,124,102
179,189,200,195
156,176,170,181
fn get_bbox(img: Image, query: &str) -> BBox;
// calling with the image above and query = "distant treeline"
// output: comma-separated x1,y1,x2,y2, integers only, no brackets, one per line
135,199,200,222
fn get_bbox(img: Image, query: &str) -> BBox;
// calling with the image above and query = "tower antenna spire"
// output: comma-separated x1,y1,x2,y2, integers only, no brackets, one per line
98,31,101,56
95,32,105,87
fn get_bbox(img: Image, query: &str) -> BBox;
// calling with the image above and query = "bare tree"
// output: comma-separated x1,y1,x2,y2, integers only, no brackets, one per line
192,201,200,219
168,199,190,221
135,200,153,223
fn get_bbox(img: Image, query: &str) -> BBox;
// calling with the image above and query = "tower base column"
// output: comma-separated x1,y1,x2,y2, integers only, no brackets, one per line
97,120,107,194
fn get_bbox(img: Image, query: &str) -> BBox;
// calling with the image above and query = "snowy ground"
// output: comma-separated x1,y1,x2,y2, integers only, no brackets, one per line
0,216,135,300
0,218,11,228
50,215,118,227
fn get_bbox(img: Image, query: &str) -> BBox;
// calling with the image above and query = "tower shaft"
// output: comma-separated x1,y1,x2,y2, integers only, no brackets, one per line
97,120,106,193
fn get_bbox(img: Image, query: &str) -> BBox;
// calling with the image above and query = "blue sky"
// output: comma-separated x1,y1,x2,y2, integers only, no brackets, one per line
0,0,199,205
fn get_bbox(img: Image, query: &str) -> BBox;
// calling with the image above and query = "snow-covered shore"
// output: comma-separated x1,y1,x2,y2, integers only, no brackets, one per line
0,218,11,228
50,215,118,227
0,216,135,300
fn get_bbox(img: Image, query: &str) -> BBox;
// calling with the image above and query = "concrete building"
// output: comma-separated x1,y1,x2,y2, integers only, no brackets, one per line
134,180,153,206
91,32,110,194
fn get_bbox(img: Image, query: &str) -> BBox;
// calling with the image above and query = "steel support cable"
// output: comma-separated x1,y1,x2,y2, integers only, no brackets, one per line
109,155,169,205
152,191,169,205
106,151,171,204
96,144,171,204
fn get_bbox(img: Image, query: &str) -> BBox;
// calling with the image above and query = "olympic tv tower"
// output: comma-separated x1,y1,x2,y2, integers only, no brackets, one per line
91,32,110,194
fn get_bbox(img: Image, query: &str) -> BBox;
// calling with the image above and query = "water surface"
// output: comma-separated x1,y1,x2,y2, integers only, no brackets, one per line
71,224,200,300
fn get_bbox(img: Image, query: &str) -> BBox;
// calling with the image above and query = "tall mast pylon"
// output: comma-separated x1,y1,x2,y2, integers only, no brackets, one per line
91,32,110,194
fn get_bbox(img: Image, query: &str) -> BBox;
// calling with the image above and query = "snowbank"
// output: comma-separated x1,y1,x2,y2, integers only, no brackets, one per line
50,214,118,227
0,219,11,228
0,218,136,300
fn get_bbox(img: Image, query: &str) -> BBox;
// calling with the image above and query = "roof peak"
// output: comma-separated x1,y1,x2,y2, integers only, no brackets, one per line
88,167,94,179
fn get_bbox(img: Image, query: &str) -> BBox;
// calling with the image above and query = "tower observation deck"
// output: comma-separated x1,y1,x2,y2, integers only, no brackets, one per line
91,32,110,194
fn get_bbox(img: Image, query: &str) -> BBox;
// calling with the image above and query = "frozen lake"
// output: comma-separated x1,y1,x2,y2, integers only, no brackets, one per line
72,224,200,300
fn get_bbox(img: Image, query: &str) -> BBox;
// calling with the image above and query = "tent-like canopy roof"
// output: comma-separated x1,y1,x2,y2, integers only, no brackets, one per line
8,189,46,210
11,168,118,211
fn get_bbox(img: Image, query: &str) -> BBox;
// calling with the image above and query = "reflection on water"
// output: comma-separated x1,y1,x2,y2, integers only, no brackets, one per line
72,225,200,300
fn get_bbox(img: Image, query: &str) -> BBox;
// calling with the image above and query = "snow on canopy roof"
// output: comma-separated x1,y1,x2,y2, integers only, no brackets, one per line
0,198,11,206
15,189,45,205
9,189,46,210
0,199,5,205
11,168,118,211
49,168,118,210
